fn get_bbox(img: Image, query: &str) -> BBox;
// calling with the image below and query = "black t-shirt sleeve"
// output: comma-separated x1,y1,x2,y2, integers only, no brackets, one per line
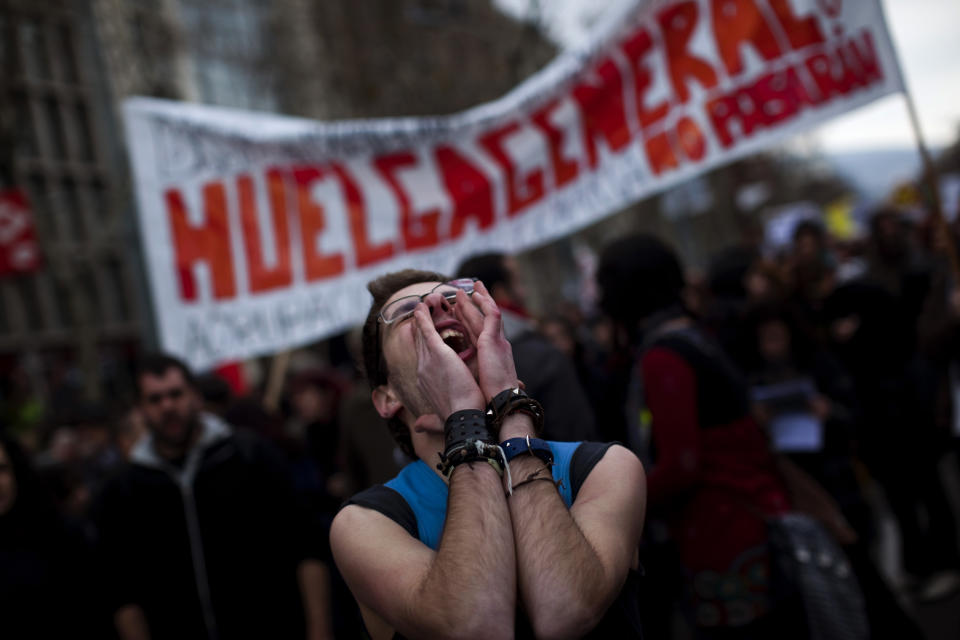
344,485,418,539
569,441,617,500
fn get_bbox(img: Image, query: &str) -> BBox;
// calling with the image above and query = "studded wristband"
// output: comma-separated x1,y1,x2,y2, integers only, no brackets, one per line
486,387,545,433
438,409,503,477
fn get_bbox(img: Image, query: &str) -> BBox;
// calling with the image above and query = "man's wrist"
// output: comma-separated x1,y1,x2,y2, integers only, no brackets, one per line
498,412,536,440
447,394,486,416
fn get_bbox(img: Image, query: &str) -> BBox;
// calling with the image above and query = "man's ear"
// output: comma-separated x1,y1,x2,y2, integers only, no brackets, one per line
371,384,403,419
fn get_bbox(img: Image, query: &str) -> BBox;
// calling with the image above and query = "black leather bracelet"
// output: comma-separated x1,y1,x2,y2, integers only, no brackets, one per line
438,409,502,477
443,409,494,449
438,441,505,478
486,387,545,433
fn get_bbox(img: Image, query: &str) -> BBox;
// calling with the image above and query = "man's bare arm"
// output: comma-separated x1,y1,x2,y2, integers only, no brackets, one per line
503,417,646,639
331,462,515,639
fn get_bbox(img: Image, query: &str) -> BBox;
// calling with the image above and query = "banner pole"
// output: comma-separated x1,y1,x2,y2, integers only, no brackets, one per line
902,91,960,281
263,350,292,413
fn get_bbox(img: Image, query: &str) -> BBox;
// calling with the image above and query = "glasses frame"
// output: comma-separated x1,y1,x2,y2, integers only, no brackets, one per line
372,278,477,385
377,278,477,326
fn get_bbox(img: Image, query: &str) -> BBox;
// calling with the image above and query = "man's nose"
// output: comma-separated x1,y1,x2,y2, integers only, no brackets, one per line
158,394,177,412
421,291,452,316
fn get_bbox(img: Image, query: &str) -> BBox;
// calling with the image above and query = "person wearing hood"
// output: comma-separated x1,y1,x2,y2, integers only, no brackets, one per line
91,353,333,640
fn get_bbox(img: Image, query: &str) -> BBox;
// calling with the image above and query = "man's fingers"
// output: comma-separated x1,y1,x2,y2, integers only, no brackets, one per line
471,284,504,338
413,303,446,353
455,289,483,342
475,280,492,298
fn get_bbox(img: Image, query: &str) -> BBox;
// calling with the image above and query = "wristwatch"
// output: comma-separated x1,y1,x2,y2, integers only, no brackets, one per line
500,436,554,466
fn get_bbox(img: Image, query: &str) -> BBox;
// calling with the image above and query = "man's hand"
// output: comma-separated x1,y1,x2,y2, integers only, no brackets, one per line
412,302,484,418
454,281,520,401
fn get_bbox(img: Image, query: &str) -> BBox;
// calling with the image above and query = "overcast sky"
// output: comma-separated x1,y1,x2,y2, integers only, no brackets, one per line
493,0,960,152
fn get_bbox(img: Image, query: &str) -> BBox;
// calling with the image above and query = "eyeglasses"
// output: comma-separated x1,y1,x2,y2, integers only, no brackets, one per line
372,278,477,385
378,278,477,325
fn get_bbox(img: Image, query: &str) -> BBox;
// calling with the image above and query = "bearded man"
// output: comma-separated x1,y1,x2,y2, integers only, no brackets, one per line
92,354,332,640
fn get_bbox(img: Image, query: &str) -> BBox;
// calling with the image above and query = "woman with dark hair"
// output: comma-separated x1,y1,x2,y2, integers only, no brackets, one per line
0,432,104,638
597,234,801,638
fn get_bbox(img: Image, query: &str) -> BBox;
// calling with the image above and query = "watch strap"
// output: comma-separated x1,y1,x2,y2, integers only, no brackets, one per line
500,436,554,466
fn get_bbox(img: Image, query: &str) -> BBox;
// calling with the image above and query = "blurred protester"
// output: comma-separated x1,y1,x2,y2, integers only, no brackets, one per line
742,303,925,637
0,363,44,451
74,403,123,481
540,315,578,361
91,353,333,640
786,220,837,328
0,432,105,638
919,219,960,442
29,403,124,525
286,368,351,512
456,252,598,441
283,367,368,639
741,303,865,533
826,207,960,601
194,372,235,418
115,407,147,460
598,234,869,639
744,258,788,305
682,267,711,318
599,234,794,637
703,245,761,363
864,208,930,311
540,312,634,445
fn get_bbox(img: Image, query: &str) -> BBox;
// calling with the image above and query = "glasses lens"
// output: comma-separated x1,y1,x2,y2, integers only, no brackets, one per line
447,278,476,293
382,296,420,323
437,279,475,304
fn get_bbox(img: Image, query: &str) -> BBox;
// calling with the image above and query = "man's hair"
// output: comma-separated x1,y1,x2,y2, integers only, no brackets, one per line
361,269,449,458
134,353,196,399
455,253,509,292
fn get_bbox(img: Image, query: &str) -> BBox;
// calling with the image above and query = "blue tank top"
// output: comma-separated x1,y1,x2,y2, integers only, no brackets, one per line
384,440,581,550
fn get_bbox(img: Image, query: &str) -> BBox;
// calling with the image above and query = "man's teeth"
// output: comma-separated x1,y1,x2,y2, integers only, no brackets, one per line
439,328,464,341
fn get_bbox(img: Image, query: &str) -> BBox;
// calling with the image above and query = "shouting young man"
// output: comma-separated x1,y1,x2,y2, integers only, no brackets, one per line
331,270,646,638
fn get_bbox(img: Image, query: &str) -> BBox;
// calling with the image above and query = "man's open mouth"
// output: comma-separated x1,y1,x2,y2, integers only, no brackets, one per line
439,327,471,355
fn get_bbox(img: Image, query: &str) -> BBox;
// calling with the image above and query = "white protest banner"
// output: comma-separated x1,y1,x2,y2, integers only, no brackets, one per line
125,0,904,370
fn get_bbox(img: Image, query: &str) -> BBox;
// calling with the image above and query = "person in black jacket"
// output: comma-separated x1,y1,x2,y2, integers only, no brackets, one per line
91,353,333,640
0,432,106,639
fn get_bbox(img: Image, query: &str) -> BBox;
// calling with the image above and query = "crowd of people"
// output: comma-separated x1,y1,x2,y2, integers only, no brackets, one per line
2,202,960,638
